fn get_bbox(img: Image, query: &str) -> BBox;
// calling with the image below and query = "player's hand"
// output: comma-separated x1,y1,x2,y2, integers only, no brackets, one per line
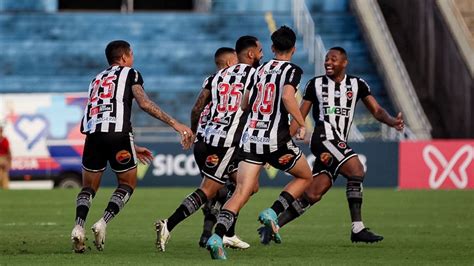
134,145,153,165
295,126,306,140
173,123,193,150
393,112,404,131
289,121,298,137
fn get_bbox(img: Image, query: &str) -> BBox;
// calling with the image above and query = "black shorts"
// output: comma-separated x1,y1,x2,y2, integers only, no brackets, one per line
239,140,302,172
193,140,207,172
82,132,137,173
310,129,356,180
201,144,239,184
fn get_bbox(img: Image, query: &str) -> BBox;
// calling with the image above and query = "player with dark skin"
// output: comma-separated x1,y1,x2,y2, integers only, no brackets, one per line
260,47,404,244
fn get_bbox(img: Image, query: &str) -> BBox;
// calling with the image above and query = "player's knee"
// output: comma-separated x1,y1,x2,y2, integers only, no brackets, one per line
252,183,259,194
304,191,323,204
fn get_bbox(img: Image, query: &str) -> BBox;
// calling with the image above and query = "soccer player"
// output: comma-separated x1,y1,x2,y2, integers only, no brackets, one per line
155,36,263,252
206,26,313,260
259,46,404,244
71,40,193,253
196,47,250,249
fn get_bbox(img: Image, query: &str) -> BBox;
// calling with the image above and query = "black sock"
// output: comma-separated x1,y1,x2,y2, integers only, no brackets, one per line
224,213,238,237
214,209,236,238
346,177,364,222
270,191,295,216
167,188,207,232
75,187,96,227
103,184,134,223
201,200,218,236
278,196,311,227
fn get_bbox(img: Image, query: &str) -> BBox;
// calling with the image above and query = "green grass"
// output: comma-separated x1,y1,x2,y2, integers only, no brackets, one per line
0,188,473,265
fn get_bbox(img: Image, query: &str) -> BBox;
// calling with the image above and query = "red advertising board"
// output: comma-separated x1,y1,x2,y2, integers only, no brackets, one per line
399,140,474,189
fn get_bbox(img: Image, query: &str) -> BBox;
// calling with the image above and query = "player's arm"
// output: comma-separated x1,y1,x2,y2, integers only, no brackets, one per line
134,145,153,165
132,84,193,148
5,140,11,170
362,95,404,131
282,84,306,139
190,88,211,134
241,89,251,111
290,99,312,136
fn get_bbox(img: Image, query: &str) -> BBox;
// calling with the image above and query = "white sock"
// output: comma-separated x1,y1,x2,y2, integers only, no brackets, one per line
352,221,365,233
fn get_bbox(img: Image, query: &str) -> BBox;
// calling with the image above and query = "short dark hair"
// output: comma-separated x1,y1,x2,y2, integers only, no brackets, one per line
329,46,347,57
235,35,258,54
271,26,296,52
105,40,131,65
214,47,235,60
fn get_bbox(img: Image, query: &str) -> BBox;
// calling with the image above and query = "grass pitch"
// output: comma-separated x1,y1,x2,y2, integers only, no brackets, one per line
0,188,473,265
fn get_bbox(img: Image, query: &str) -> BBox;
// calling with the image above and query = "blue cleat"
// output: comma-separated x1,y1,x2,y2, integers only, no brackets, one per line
206,234,227,260
258,208,282,244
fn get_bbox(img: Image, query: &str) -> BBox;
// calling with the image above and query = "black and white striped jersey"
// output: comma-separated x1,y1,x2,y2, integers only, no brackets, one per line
241,59,303,154
80,65,143,134
203,63,256,148
195,75,214,142
303,74,371,141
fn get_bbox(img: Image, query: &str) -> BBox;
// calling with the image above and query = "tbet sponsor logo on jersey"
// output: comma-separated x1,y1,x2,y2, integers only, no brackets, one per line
399,140,474,189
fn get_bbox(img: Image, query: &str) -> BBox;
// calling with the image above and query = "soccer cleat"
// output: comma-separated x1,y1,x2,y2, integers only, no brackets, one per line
206,234,227,260
155,219,171,252
351,228,384,243
258,208,282,244
91,218,107,251
257,226,273,245
199,232,212,248
71,225,86,253
223,235,250,249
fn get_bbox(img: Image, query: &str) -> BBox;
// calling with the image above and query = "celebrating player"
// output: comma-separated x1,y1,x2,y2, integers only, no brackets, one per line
259,46,404,244
71,40,192,253
155,36,263,252
206,26,313,260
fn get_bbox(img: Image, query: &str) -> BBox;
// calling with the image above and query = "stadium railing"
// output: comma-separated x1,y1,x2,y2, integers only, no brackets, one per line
351,0,432,140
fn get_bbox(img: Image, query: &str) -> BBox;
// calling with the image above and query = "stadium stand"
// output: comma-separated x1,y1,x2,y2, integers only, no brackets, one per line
0,0,398,139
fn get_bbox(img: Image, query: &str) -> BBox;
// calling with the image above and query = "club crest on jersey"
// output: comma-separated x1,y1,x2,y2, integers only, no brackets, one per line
346,91,353,100
116,150,132,164
205,154,219,168
320,152,333,166
337,141,347,149
278,154,295,165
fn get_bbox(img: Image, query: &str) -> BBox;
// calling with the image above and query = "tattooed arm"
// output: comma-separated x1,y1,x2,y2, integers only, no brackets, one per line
132,84,193,148
132,84,176,126
190,88,211,134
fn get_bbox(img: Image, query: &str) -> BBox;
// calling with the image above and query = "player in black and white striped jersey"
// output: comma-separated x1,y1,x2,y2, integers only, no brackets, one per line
207,26,313,260
155,36,263,253
192,47,250,249
71,40,193,253
272,47,404,244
